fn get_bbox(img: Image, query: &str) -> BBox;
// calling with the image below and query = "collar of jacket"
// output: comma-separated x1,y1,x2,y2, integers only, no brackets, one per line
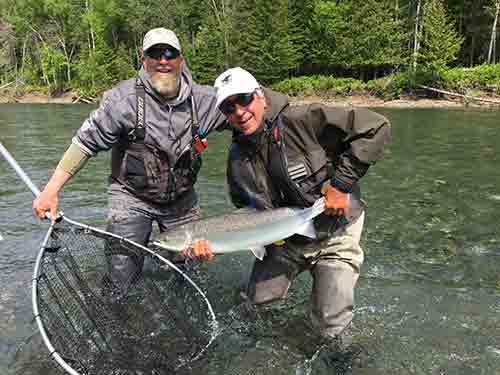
137,62,193,107
262,87,289,124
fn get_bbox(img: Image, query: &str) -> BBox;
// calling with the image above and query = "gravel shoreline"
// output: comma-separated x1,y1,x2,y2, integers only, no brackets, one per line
2,89,500,109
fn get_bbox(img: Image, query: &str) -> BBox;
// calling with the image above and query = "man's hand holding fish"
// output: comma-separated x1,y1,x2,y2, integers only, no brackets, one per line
181,239,214,260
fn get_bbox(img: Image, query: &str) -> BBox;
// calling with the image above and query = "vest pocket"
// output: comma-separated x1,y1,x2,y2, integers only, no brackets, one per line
172,150,202,196
124,152,147,189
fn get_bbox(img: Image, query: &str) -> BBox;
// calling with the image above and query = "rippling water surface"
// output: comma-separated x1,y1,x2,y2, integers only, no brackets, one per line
1,104,499,374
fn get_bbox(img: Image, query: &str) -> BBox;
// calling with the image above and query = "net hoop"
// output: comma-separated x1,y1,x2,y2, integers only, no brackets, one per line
32,215,219,375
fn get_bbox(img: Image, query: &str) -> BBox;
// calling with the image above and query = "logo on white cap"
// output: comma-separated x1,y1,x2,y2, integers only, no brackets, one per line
221,74,232,85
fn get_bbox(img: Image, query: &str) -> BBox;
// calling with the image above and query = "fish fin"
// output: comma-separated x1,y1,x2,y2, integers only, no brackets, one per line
250,246,266,260
296,221,317,239
234,207,259,214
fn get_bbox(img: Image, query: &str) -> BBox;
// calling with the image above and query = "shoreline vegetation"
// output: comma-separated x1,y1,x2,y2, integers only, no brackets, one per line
0,70,500,108
1,91,499,109
2,1,500,110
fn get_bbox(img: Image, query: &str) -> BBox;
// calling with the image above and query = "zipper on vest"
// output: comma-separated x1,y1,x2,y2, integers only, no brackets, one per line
168,167,176,200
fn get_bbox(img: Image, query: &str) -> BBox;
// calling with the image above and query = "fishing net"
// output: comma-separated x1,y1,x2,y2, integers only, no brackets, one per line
33,217,218,375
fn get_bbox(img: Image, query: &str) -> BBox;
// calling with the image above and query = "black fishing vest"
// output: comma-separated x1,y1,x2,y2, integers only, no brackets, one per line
111,78,207,205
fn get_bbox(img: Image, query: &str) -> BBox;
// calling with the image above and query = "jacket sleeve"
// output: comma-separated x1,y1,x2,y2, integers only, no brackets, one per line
73,88,132,156
304,104,391,192
226,143,254,209
193,85,228,137
227,164,248,209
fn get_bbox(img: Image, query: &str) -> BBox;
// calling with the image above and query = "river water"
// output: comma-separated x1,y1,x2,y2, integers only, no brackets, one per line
1,104,499,375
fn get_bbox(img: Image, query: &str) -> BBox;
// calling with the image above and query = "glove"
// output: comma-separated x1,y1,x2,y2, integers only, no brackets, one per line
181,239,214,261
321,183,349,217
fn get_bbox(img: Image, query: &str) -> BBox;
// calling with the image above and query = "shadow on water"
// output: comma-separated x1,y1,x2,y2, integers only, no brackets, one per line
2,105,500,374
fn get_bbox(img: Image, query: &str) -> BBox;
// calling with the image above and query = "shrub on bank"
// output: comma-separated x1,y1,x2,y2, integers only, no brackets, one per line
363,73,412,99
272,76,363,97
439,64,500,94
273,73,407,99
274,64,500,99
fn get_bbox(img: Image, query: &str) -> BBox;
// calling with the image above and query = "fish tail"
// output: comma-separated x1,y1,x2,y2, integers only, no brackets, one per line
302,197,325,220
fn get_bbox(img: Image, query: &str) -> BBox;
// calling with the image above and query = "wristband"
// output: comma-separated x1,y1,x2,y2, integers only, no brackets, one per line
57,143,90,176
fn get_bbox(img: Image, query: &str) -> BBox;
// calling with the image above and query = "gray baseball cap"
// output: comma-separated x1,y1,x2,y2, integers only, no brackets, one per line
142,28,181,52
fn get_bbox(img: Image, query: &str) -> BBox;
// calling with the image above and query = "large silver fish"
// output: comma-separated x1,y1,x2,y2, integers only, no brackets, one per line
152,198,327,260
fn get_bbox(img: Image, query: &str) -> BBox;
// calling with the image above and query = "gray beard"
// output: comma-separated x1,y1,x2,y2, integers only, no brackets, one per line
151,73,180,98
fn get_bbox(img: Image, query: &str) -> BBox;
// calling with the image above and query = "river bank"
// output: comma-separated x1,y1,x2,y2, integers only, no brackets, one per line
2,87,500,109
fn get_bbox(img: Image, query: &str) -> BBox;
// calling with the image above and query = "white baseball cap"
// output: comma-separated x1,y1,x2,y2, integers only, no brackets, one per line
214,67,260,109
142,28,181,52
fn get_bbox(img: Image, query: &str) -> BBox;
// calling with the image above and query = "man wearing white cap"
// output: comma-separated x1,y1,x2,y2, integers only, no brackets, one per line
33,28,225,295
209,67,391,364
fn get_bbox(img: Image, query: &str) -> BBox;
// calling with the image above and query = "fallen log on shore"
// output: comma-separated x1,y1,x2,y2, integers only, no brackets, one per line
72,95,97,104
418,84,500,105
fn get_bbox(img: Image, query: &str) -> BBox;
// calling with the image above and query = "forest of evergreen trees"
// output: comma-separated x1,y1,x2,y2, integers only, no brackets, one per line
0,0,499,97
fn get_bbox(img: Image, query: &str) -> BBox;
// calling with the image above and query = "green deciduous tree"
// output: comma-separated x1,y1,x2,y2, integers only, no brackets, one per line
1,0,498,93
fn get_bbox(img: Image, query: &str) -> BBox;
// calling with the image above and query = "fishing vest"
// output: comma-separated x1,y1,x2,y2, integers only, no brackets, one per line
111,78,207,205
228,114,363,240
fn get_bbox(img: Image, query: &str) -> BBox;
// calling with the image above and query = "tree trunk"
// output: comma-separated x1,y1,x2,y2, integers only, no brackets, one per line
85,0,96,86
488,0,499,64
412,0,422,71
56,35,72,83
209,0,230,67
21,37,28,77
470,33,475,67
85,0,96,55
135,35,141,67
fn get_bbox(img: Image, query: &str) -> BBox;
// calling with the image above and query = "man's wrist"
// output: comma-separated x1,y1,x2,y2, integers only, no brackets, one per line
331,176,353,193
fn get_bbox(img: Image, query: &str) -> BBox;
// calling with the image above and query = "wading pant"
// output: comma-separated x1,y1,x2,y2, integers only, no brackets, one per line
105,183,200,296
246,212,365,340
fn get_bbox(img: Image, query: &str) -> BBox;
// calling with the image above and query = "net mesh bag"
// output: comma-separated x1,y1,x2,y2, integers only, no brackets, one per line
34,219,217,375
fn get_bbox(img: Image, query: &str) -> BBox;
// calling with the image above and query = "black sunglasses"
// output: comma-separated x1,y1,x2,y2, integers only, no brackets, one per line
219,92,255,115
146,46,180,60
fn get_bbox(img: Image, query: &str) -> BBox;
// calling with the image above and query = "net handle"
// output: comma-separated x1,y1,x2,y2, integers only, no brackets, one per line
0,141,58,220
0,141,81,375
0,141,41,196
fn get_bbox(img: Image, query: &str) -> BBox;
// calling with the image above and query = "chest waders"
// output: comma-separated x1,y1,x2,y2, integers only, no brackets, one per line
238,118,364,342
111,78,207,205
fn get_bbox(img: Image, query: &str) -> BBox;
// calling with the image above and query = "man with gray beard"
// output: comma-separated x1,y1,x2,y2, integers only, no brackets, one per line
33,28,225,295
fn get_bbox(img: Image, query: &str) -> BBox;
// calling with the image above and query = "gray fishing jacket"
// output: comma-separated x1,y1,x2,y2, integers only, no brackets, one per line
73,64,225,204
